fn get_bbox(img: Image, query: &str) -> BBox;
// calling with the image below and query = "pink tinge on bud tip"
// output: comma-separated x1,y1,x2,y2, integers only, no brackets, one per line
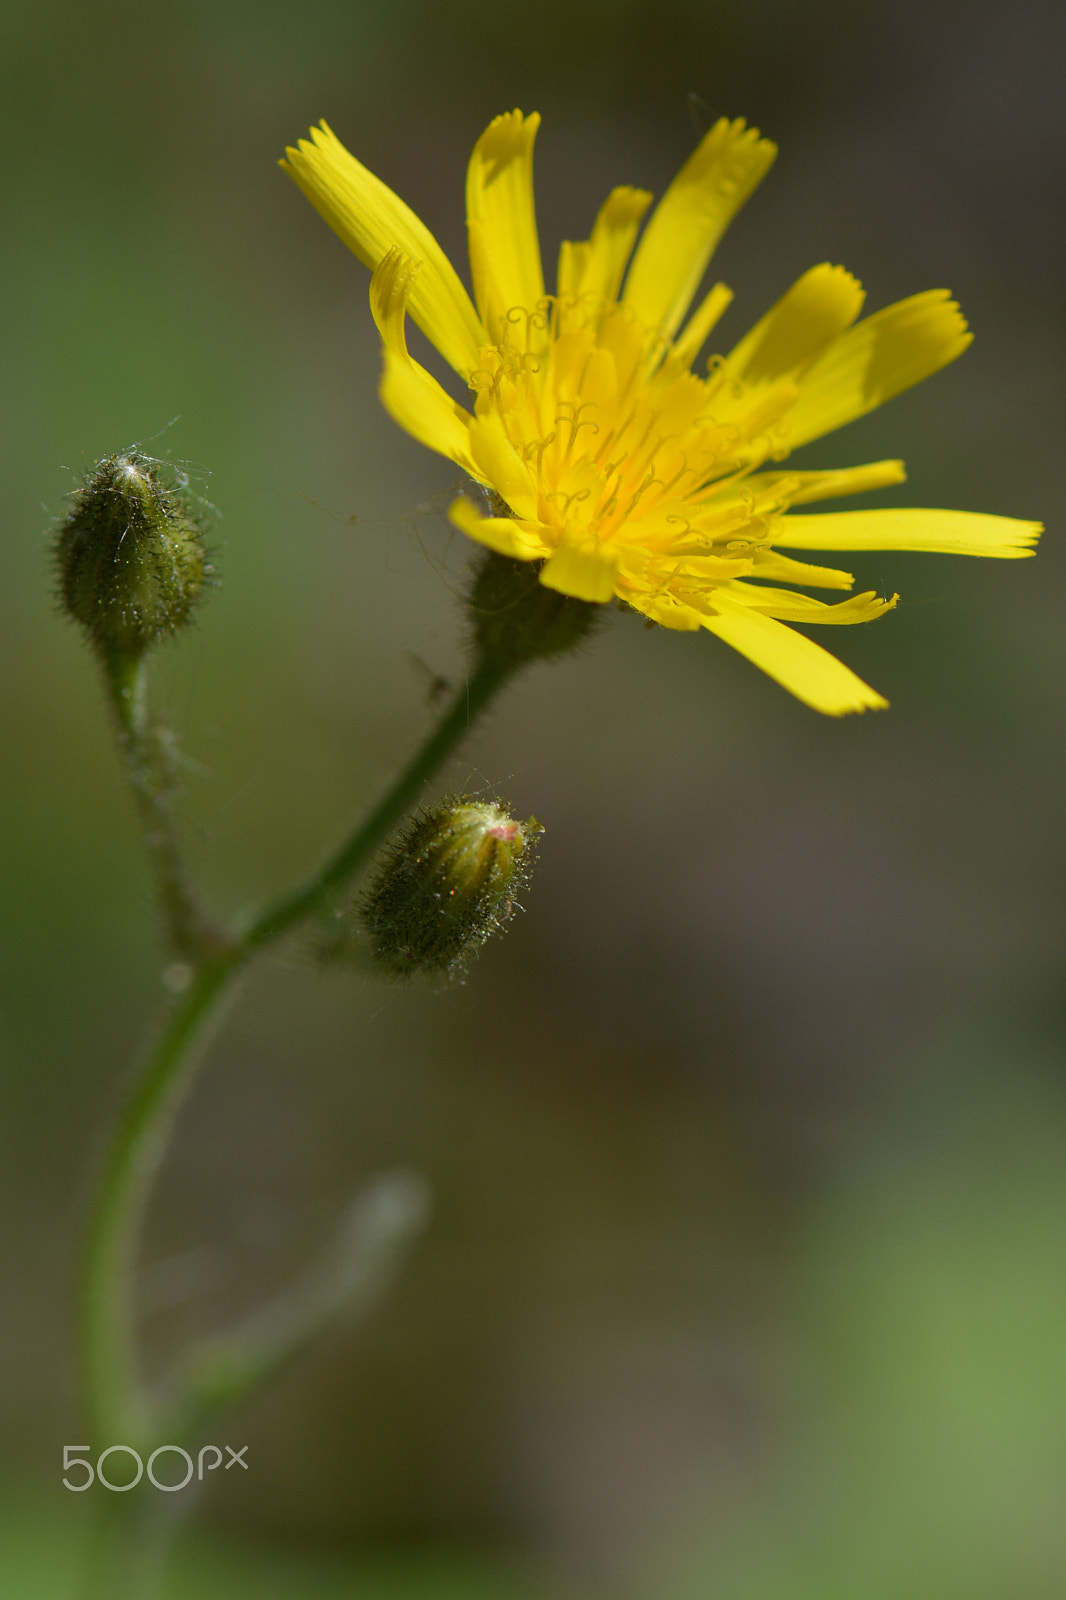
486,821,520,841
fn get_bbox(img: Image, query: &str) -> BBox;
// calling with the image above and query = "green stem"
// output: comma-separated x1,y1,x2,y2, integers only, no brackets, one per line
82,956,235,1445
81,1482,188,1600
103,651,231,963
240,654,512,950
81,654,513,1445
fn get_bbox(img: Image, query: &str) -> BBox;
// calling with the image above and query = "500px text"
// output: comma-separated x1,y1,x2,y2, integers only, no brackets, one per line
62,1444,248,1491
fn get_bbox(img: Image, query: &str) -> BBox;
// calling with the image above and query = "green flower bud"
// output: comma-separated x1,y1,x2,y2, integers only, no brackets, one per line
55,451,210,659
361,799,542,978
467,549,603,671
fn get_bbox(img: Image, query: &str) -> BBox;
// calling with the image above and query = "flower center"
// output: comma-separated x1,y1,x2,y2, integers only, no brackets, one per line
470,294,786,560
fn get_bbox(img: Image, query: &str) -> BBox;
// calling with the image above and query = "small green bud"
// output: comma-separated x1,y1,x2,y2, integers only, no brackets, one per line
361,799,542,978
467,549,602,670
55,451,210,659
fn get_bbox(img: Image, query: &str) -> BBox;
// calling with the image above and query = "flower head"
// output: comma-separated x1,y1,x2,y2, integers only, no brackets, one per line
283,113,1039,714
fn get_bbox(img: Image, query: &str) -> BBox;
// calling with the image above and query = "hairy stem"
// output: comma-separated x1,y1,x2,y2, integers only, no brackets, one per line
103,651,231,963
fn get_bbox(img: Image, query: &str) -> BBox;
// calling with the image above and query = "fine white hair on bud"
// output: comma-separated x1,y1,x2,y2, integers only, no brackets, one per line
55,450,211,660
360,798,542,978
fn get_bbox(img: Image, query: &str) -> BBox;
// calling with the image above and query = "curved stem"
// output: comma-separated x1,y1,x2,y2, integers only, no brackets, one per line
82,957,235,1445
81,655,513,1445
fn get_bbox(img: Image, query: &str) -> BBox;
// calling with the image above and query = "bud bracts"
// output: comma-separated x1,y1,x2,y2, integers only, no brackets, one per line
361,800,541,977
56,452,209,658
467,550,602,671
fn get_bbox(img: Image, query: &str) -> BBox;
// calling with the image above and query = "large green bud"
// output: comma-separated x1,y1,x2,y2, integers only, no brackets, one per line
361,799,542,978
55,451,210,659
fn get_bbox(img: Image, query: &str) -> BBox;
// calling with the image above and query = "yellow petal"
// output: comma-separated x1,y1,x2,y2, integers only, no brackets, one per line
540,542,619,602
712,378,801,447
744,459,907,506
721,583,898,623
465,111,544,339
625,590,704,631
556,239,590,307
594,305,646,397
370,251,478,472
749,550,856,591
448,496,553,560
774,508,1042,557
466,412,540,522
558,187,653,305
701,603,888,714
724,264,865,386
670,282,733,372
282,123,484,377
778,290,972,448
622,117,776,344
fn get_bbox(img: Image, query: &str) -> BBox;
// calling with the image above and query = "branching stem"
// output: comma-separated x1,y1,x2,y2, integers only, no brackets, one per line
81,654,513,1448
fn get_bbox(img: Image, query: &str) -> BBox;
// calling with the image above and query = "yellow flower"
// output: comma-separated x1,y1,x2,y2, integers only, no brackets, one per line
283,112,1040,714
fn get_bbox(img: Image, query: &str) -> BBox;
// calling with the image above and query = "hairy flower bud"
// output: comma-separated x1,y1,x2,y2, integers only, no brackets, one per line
361,799,541,977
55,451,210,659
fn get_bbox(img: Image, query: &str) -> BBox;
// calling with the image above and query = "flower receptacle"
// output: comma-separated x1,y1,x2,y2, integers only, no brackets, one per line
467,550,603,671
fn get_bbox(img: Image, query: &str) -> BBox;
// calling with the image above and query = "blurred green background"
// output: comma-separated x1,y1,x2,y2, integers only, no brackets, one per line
3,0,1065,1593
